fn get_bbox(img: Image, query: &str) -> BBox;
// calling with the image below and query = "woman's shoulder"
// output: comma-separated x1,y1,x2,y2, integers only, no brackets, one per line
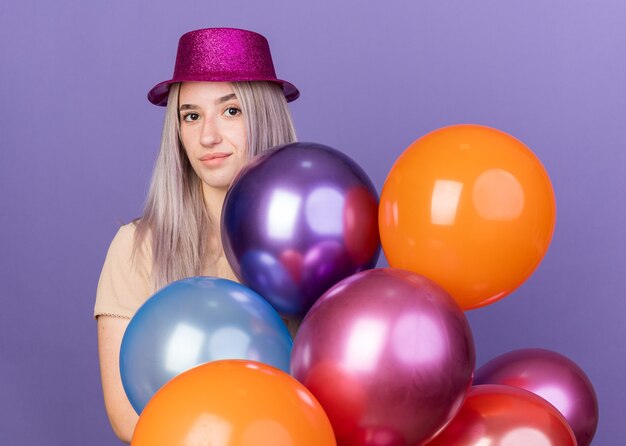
104,222,135,260
108,219,150,255
111,220,138,244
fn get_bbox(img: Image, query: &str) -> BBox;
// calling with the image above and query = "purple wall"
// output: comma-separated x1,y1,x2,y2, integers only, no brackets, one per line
1,1,623,443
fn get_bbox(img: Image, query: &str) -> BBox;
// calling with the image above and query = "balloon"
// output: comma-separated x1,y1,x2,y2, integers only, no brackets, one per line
131,360,336,446
425,385,577,445
379,124,556,309
120,277,292,414
291,268,475,445
222,142,380,318
474,348,599,446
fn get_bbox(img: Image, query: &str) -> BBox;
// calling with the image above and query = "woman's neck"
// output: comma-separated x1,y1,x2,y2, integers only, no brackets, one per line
202,183,228,234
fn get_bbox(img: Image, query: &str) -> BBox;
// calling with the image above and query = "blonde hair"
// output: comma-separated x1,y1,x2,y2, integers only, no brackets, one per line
135,81,297,291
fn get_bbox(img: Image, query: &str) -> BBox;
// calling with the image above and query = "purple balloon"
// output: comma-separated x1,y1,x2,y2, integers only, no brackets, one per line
291,268,475,446
239,250,302,314
222,142,380,318
474,348,599,446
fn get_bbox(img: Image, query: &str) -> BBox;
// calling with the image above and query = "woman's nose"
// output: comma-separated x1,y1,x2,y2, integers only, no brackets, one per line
199,117,222,147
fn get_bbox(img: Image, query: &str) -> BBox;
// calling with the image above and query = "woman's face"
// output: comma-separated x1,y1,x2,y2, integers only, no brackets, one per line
178,82,247,191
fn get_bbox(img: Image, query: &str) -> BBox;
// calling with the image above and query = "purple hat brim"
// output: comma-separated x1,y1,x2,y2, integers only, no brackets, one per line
147,78,300,106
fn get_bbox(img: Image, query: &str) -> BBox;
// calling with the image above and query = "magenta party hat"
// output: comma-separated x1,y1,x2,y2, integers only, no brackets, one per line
148,27,300,106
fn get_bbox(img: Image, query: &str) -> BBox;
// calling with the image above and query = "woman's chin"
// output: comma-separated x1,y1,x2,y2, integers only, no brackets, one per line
200,175,236,192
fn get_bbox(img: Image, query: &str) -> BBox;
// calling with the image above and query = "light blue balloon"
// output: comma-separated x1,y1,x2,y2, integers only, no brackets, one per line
120,276,292,414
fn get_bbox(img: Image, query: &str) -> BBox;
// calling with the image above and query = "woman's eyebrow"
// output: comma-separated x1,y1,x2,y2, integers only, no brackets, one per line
217,93,237,104
179,94,237,111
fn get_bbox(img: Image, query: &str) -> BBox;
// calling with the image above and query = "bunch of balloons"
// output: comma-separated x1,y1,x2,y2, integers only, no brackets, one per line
123,142,382,445
119,131,598,445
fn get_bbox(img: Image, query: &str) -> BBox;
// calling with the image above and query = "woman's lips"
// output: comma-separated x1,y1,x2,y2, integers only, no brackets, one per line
200,152,232,166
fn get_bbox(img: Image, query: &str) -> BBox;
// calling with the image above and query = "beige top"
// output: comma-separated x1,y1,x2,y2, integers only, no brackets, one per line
93,222,237,319
94,223,300,335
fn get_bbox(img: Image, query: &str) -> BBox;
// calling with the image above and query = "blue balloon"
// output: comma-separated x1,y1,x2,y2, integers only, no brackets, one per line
120,277,292,414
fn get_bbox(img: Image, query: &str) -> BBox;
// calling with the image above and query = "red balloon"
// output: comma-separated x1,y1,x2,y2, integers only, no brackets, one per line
425,385,577,446
291,268,475,445
302,361,366,439
474,348,599,446
343,185,380,265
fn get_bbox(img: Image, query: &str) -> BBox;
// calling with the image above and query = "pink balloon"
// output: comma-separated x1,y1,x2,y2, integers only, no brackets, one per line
425,385,577,446
474,348,599,446
290,268,475,445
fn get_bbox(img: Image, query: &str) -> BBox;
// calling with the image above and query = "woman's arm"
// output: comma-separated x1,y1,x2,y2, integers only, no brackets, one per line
97,315,138,444
95,223,152,442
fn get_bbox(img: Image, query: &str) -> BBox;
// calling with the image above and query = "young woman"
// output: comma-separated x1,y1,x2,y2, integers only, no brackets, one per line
94,28,299,443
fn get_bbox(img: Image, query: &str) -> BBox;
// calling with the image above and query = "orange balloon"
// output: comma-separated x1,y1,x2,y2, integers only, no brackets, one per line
379,124,556,309
131,360,336,446
425,385,577,445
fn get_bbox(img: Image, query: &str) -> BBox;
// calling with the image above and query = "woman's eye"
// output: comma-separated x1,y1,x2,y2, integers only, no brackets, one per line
182,113,200,122
224,107,242,117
